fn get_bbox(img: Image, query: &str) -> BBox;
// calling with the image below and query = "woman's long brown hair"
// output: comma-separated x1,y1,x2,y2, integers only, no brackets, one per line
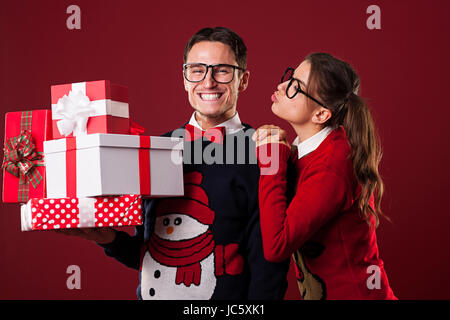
306,53,388,227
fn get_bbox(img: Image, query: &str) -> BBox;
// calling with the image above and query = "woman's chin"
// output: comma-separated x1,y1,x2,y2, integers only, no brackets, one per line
271,103,285,120
271,102,278,114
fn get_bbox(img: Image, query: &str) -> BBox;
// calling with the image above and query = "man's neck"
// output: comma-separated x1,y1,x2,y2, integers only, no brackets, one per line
194,110,236,130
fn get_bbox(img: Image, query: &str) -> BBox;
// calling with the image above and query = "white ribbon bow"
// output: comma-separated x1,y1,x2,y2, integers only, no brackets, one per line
54,90,96,137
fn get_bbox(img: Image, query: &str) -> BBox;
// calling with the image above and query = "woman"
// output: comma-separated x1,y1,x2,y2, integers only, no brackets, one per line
253,53,396,300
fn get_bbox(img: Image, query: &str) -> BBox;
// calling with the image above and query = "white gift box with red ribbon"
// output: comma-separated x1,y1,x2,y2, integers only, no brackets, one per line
21,195,143,231
43,134,184,198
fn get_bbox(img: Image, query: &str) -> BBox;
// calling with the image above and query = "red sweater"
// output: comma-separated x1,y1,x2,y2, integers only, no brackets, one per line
257,127,396,300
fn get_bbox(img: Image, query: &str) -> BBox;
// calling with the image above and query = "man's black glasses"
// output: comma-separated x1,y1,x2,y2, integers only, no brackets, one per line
184,63,245,84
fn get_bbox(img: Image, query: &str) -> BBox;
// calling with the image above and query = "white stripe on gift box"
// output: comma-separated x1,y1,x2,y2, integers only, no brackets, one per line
72,82,86,94
21,201,32,231
77,197,96,228
51,100,129,119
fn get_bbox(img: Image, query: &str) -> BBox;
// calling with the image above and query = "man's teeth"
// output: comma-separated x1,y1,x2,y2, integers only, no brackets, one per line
200,93,221,100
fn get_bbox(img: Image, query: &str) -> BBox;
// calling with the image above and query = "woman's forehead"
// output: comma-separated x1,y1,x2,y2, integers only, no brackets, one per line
294,60,311,85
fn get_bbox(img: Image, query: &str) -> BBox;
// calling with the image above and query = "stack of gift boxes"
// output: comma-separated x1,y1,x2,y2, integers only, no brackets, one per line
2,80,184,231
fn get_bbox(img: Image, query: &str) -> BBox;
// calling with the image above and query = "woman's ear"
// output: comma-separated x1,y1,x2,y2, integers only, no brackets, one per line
312,107,332,125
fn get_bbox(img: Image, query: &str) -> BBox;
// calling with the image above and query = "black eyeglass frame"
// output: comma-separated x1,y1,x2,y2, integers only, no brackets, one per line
183,63,246,84
281,67,328,108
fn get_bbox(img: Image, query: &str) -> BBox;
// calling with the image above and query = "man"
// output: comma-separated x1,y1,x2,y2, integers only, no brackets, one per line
68,27,289,300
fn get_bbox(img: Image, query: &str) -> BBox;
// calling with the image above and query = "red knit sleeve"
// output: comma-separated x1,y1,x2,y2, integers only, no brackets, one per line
257,143,349,263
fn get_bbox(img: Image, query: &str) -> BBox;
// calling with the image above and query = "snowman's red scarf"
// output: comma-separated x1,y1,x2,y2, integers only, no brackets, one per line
148,230,215,286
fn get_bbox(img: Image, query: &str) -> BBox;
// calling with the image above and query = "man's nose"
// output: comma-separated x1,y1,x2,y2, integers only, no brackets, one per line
202,68,217,87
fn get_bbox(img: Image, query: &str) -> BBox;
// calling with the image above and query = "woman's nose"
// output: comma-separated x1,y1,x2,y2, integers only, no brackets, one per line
277,82,287,94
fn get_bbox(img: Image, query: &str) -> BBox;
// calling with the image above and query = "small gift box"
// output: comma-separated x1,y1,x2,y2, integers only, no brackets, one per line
21,194,143,231
2,110,52,203
51,80,130,139
44,134,184,198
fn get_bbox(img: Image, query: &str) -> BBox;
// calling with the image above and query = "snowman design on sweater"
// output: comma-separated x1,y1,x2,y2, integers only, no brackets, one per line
140,171,244,300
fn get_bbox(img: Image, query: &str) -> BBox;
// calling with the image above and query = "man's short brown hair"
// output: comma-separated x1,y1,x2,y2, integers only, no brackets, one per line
183,27,247,70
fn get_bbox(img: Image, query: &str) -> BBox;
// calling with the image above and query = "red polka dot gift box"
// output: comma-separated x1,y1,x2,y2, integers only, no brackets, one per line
20,194,142,231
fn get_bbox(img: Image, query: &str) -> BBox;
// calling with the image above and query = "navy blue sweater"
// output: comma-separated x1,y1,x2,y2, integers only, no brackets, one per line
99,123,289,299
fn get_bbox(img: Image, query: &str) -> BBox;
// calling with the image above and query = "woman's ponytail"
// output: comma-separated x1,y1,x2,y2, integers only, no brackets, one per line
306,53,388,227
343,93,386,227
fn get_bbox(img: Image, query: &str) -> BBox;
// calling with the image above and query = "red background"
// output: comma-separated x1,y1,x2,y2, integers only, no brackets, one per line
1,0,450,299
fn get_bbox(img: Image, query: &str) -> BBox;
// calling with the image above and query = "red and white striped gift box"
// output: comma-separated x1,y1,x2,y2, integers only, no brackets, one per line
51,80,130,139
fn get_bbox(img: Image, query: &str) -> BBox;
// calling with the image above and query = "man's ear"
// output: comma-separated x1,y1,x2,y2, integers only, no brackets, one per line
238,70,250,92
312,107,332,125
183,75,189,92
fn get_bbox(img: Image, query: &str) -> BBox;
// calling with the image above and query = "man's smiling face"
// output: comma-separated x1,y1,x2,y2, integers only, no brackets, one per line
184,41,249,128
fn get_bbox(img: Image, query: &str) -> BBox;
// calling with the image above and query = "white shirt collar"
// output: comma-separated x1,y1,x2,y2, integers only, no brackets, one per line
188,111,245,135
292,126,334,159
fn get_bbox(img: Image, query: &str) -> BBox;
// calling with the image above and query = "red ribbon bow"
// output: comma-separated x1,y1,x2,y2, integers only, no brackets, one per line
2,131,44,202
130,121,146,135
185,124,225,144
